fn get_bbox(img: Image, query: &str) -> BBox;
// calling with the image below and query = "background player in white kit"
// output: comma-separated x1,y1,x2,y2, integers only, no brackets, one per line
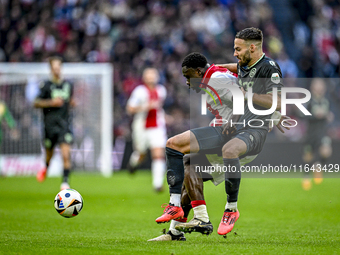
126,68,167,192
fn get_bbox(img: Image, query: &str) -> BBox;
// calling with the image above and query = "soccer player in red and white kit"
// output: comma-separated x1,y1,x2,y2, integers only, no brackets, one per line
126,68,167,192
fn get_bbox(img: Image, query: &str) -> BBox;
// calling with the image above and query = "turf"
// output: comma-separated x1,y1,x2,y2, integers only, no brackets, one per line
0,171,339,255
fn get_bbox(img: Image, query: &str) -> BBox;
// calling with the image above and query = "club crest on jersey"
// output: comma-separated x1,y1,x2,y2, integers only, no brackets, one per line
249,68,256,78
269,61,276,66
271,73,280,84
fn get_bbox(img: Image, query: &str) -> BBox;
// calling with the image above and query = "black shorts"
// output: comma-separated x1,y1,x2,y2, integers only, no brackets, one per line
190,126,267,157
44,128,73,149
304,135,331,154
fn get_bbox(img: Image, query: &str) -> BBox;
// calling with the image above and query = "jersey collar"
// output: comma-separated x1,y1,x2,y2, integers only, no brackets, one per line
246,53,265,69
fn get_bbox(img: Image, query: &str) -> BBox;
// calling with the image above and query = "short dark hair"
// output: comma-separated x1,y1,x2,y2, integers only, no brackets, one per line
181,52,208,69
48,56,63,65
235,27,263,43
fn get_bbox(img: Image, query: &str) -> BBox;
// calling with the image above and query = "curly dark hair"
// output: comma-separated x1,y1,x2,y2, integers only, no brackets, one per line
181,52,208,69
235,27,263,42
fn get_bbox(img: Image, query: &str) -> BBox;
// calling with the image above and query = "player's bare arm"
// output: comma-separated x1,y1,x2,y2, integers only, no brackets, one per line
214,63,237,73
241,86,281,111
34,97,64,108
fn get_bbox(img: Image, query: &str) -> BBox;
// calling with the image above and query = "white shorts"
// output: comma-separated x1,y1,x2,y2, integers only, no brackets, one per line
132,127,167,153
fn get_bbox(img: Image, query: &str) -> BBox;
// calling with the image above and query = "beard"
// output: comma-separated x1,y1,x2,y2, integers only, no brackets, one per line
239,50,251,67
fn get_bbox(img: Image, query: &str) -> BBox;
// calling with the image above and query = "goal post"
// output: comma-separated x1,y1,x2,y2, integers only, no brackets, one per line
0,63,113,177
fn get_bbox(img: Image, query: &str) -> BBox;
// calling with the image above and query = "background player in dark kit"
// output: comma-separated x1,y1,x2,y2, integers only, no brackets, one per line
34,56,75,190
302,78,333,190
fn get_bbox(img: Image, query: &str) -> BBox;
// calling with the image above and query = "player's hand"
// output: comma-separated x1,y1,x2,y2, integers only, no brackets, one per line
222,122,236,136
275,115,292,133
50,98,64,107
240,87,246,98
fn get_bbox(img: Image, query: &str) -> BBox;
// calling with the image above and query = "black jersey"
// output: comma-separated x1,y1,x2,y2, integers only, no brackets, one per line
37,79,73,131
236,54,283,131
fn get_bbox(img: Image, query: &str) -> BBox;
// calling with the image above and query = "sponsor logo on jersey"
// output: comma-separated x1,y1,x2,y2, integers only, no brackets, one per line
271,73,280,84
269,61,276,66
249,68,256,78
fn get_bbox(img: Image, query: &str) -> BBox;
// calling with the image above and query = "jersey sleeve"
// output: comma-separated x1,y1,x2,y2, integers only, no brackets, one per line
127,86,144,108
208,72,238,104
262,64,284,94
36,81,49,99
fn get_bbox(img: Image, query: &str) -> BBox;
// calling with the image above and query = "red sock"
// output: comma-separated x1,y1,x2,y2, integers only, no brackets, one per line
176,217,187,223
191,200,206,208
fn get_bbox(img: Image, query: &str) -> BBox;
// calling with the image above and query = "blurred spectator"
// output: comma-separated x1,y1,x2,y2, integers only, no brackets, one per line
0,0,339,142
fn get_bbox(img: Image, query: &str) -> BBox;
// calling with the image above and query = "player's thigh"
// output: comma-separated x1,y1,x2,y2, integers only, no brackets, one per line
190,126,228,154
132,128,148,154
147,128,167,158
222,138,247,159
224,128,268,158
166,130,199,154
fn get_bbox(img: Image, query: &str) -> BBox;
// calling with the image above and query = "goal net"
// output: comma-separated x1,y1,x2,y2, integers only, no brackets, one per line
0,63,113,177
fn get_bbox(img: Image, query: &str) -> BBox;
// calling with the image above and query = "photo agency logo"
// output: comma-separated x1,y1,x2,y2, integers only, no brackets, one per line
199,79,312,128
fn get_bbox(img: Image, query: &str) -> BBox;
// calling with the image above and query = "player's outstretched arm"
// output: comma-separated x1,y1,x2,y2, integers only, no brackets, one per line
214,63,237,73
34,97,64,108
243,87,281,111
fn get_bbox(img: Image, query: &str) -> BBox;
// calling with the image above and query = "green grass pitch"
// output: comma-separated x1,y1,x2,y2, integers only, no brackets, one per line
1,171,339,254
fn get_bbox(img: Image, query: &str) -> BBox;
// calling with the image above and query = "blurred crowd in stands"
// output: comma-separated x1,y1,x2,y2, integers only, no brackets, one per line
1,0,340,141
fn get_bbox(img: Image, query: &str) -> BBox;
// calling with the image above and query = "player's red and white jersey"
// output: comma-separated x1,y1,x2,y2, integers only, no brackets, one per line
200,64,238,126
127,84,167,131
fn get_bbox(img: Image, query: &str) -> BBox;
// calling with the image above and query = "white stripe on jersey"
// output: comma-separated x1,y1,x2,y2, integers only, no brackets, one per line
205,71,238,126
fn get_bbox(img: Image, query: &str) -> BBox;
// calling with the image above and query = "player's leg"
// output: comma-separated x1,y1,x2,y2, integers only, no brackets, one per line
149,127,167,192
59,143,72,189
218,129,267,236
37,134,56,182
314,136,332,184
302,141,315,190
175,154,213,235
150,147,166,192
217,137,245,236
155,130,199,223
156,126,229,223
148,184,190,241
128,128,147,173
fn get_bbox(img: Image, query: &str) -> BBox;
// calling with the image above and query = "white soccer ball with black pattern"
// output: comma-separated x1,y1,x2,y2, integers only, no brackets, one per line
54,189,83,218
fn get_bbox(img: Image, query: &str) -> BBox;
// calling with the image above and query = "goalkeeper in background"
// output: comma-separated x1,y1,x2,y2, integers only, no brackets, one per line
34,56,75,190
0,100,17,152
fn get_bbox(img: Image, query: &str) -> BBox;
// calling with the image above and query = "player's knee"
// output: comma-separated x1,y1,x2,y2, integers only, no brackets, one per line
166,136,181,151
222,145,238,158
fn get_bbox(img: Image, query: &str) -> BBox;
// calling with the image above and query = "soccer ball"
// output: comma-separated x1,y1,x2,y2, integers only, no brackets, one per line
54,189,83,218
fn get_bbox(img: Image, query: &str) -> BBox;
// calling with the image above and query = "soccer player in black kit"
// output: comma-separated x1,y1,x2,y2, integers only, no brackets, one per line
155,27,284,237
34,56,75,190
302,78,333,190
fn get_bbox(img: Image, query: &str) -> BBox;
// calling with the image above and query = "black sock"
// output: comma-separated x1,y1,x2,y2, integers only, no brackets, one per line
223,158,241,203
63,169,70,183
46,162,49,169
166,147,184,194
